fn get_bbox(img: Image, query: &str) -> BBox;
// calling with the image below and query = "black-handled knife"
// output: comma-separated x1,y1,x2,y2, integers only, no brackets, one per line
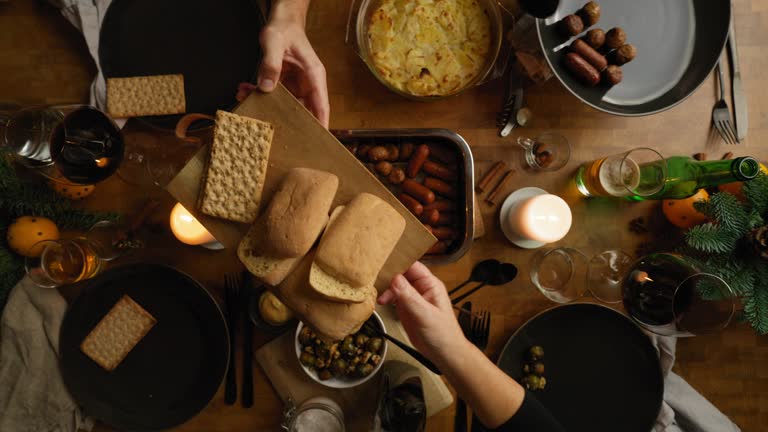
223,275,238,405
240,272,254,408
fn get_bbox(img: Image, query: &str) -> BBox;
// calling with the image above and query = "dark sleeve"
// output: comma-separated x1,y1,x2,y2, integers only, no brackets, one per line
473,391,566,432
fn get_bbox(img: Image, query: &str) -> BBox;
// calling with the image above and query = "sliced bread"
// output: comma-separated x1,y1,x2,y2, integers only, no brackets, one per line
310,193,406,303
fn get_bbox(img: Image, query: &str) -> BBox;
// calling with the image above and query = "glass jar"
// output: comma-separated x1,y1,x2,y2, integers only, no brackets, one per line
282,397,345,432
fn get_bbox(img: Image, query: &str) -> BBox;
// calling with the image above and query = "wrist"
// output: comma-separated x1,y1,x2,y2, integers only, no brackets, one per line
431,337,475,372
271,0,310,28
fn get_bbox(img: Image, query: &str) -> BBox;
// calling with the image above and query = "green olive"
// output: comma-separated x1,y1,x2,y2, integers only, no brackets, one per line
528,345,545,361
299,327,314,345
355,334,370,347
532,362,545,375
299,352,316,367
356,363,375,377
522,374,541,390
366,337,384,354
331,358,348,375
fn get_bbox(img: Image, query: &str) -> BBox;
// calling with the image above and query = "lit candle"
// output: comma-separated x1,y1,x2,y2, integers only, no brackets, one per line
502,189,572,248
170,203,217,246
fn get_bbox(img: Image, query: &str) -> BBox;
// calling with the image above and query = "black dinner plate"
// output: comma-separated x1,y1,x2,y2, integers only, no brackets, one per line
537,0,730,116
497,303,663,432
60,264,228,431
99,0,265,130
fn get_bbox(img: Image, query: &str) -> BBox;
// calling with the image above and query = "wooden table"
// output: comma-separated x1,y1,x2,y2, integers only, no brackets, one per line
2,0,768,430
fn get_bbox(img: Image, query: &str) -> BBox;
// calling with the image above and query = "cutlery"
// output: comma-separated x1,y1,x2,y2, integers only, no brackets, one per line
362,320,442,376
451,263,518,305
497,67,525,137
454,302,473,432
239,272,254,408
448,260,500,296
468,308,491,432
727,15,747,141
223,273,240,405
711,60,739,145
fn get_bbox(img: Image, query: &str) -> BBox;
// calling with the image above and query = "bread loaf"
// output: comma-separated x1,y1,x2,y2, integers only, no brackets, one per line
238,168,338,286
198,110,274,223
277,251,376,341
310,193,405,303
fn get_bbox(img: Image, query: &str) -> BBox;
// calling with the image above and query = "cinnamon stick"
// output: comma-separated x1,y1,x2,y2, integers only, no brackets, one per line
485,170,515,206
476,161,507,193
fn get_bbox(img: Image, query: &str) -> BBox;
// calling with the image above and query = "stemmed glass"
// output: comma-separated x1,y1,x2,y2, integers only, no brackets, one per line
530,247,633,304
621,253,736,337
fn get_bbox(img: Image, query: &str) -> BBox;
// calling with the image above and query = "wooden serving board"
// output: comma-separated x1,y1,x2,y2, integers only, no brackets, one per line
166,84,436,290
255,305,454,431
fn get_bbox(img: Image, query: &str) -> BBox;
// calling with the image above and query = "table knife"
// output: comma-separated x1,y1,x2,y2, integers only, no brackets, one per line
454,302,472,432
727,13,747,141
241,272,254,408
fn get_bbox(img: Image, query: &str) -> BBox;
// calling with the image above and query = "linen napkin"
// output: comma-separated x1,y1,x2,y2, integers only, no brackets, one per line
0,277,93,432
650,333,741,432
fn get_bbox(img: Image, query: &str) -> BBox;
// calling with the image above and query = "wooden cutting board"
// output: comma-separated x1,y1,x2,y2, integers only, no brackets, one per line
255,305,454,432
166,84,436,290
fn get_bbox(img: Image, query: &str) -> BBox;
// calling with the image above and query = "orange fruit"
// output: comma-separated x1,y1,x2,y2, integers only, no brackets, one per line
718,163,768,200
662,189,709,229
6,216,60,257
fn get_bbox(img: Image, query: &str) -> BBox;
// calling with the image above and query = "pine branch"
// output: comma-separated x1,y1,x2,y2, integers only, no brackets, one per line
744,173,768,215
696,192,750,235
744,264,768,335
685,223,739,254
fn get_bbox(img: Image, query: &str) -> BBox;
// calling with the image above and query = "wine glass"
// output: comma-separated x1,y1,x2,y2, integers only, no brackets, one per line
530,247,632,304
622,253,736,337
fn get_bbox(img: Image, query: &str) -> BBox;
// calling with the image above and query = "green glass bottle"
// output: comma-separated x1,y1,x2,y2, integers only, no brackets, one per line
642,156,760,200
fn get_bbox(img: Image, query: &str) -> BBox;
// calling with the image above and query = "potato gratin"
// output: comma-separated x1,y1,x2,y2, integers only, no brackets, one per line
367,0,492,97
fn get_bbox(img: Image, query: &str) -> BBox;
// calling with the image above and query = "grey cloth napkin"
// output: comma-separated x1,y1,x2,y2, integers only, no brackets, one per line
0,277,93,432
649,334,740,432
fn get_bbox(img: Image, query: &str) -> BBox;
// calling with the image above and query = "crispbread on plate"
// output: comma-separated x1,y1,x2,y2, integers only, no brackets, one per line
106,74,186,117
198,110,274,224
80,295,157,371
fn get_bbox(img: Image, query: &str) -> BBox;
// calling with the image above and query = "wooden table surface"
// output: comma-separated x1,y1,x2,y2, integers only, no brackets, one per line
2,0,768,431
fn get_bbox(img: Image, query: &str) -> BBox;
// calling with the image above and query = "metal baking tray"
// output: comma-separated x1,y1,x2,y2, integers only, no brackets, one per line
332,128,474,265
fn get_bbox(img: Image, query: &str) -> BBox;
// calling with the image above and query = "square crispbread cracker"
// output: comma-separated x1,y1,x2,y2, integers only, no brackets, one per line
198,110,274,223
80,295,157,371
106,74,186,117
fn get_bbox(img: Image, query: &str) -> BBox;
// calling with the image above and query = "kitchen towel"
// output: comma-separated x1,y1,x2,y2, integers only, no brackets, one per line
0,276,93,432
650,334,741,432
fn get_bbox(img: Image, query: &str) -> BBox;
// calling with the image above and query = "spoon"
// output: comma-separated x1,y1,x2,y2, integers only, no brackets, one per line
451,263,519,305
448,259,501,296
362,320,442,376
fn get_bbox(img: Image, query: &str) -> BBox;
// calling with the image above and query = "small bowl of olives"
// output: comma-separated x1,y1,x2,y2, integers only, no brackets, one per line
295,312,388,389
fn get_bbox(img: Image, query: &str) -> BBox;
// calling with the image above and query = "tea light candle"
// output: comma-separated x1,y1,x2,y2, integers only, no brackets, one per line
500,187,572,248
170,203,222,249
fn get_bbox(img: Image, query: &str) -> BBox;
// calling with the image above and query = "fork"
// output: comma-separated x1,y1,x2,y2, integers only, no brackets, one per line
470,310,491,352
223,273,240,405
712,60,739,145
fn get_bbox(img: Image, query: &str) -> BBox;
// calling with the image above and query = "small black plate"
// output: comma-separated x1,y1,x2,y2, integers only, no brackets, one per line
99,0,265,130
60,264,228,431
497,303,663,432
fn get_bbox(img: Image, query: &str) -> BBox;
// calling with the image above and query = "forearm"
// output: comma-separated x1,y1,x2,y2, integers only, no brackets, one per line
436,339,525,428
270,0,311,27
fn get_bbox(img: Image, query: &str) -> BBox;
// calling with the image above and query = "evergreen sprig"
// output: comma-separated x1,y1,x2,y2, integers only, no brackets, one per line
682,172,768,334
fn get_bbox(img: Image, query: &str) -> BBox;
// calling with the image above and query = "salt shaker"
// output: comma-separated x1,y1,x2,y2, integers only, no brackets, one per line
282,397,345,432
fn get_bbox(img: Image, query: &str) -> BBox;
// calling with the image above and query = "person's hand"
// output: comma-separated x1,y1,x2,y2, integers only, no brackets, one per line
378,261,467,364
236,0,330,128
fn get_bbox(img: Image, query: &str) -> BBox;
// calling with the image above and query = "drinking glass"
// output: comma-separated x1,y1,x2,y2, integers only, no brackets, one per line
0,105,124,184
622,253,736,337
25,238,105,288
573,148,667,199
517,133,570,172
86,220,144,261
530,247,632,304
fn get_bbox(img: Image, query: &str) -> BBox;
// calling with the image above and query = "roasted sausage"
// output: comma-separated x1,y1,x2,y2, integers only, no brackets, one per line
605,27,626,50
427,144,458,164
584,28,606,50
609,44,637,66
368,146,389,161
374,161,392,176
357,144,373,161
571,39,607,71
424,199,454,212
426,240,451,255
559,14,584,37
407,144,430,178
578,1,601,26
385,144,400,161
397,193,424,216
401,179,436,204
420,208,440,225
399,142,415,160
422,160,457,181
564,52,600,86
424,177,456,198
432,226,458,240
603,65,623,86
436,212,455,226
387,167,406,184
